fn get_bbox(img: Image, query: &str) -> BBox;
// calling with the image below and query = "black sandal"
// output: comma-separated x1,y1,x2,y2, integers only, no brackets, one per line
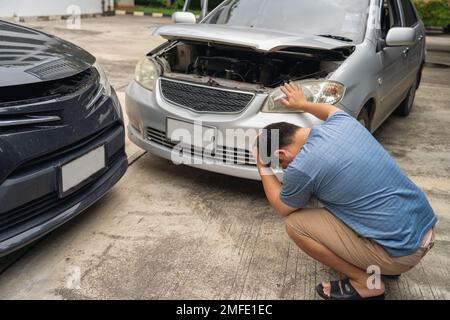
316,277,385,300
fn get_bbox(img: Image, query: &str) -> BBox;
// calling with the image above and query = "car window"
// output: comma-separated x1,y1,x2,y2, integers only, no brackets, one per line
203,0,370,43
399,0,418,27
381,0,402,38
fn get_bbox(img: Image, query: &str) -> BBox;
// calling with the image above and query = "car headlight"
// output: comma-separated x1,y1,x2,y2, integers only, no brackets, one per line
93,62,112,97
261,80,346,113
93,62,124,121
135,56,161,91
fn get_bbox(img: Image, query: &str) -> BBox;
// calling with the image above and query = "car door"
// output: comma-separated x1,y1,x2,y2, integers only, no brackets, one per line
398,0,424,90
376,0,408,122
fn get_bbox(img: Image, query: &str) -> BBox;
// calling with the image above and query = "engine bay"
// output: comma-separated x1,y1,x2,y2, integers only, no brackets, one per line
154,41,347,89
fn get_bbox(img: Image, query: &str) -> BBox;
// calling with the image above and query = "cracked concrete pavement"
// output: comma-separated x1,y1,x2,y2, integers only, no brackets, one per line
0,16,449,300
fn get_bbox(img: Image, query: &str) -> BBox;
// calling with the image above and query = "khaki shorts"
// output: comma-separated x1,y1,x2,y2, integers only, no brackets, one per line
285,208,436,275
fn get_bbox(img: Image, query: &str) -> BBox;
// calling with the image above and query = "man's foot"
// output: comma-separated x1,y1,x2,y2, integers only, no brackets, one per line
320,278,385,299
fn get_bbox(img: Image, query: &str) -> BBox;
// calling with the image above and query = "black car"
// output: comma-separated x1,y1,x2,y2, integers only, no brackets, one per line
0,21,127,256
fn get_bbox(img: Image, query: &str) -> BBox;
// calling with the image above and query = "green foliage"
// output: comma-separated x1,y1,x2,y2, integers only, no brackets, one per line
413,0,450,28
209,0,225,8
135,0,170,8
173,0,186,9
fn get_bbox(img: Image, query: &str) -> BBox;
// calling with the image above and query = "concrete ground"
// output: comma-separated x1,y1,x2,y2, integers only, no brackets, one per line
0,16,449,300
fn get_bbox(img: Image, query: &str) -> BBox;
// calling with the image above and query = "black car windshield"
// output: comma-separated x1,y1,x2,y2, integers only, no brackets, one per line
203,0,370,43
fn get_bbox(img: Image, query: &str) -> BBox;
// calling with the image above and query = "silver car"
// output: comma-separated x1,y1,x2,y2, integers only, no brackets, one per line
125,0,426,180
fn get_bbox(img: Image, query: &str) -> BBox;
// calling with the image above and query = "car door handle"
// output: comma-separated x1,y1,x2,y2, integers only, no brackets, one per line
403,47,410,56
418,35,424,41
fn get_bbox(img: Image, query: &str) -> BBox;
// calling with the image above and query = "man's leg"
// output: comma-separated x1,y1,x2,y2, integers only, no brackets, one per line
285,209,386,298
286,225,385,298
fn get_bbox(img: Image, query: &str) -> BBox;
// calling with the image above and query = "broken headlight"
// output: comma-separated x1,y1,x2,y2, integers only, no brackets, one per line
93,62,112,97
261,80,345,113
135,56,161,91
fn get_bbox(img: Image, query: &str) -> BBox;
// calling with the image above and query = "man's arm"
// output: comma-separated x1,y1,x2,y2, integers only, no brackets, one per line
256,156,298,218
280,83,341,121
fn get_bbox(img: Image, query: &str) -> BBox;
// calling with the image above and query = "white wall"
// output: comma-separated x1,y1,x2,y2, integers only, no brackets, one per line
0,0,112,17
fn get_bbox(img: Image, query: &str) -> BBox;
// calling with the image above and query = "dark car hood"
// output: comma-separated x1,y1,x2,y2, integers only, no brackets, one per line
0,20,95,87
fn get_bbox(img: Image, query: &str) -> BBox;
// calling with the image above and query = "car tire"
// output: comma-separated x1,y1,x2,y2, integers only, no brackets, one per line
395,79,417,117
357,107,370,130
416,62,424,89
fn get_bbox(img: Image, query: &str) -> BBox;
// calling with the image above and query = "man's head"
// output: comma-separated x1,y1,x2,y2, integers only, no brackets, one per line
257,122,302,169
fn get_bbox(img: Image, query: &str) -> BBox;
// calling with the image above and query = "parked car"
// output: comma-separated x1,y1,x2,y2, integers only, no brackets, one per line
125,0,426,180
0,21,127,256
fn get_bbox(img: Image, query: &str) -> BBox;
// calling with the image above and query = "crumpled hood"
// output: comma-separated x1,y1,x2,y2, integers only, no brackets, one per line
153,24,355,52
0,20,95,87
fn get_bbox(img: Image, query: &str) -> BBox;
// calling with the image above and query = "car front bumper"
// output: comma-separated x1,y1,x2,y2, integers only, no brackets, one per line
128,124,265,180
0,124,128,257
125,79,322,180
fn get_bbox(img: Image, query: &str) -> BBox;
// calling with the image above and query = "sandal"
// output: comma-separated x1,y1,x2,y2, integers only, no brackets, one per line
316,277,385,300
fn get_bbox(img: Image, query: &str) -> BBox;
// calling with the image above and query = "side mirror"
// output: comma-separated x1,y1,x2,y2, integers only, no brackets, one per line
172,12,196,24
386,27,416,47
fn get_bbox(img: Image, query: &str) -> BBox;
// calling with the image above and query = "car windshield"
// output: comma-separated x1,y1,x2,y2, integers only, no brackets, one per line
203,0,370,43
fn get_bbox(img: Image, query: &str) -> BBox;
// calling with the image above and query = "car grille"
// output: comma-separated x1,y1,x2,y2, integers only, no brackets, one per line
159,78,255,113
0,67,103,134
146,127,256,166
26,59,82,81
9,124,117,178
0,67,99,107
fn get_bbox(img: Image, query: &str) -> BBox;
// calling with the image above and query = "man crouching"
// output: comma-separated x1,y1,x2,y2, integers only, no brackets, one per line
253,83,437,300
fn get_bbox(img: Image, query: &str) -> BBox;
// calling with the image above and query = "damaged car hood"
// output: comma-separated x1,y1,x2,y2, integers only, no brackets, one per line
153,24,355,53
0,20,95,87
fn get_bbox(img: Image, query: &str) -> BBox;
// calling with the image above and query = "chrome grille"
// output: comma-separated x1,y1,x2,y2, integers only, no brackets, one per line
146,127,256,166
159,78,254,114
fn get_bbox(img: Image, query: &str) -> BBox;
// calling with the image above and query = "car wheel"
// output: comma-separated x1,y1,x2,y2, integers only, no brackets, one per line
395,80,417,117
416,62,424,89
357,107,370,130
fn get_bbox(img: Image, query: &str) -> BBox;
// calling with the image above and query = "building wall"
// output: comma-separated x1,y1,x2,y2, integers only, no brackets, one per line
0,0,111,17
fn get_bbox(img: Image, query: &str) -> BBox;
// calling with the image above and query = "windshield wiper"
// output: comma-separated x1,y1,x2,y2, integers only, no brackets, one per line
316,34,353,43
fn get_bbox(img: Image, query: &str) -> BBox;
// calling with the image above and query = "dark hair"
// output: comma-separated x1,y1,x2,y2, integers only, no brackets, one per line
257,122,301,166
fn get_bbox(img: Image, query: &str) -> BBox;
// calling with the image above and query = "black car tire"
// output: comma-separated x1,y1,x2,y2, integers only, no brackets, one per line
357,106,370,130
416,62,424,89
395,79,417,117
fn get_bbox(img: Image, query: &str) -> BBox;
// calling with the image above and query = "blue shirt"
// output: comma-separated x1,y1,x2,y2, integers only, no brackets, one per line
280,112,437,257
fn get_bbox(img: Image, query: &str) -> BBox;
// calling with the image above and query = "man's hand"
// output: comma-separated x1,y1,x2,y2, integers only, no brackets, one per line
280,83,308,111
252,132,298,217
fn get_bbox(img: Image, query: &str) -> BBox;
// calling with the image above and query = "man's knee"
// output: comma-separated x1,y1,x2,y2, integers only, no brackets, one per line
285,208,331,242
285,211,312,241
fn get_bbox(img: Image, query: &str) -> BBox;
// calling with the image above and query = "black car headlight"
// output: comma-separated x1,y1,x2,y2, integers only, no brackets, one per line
93,62,112,97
